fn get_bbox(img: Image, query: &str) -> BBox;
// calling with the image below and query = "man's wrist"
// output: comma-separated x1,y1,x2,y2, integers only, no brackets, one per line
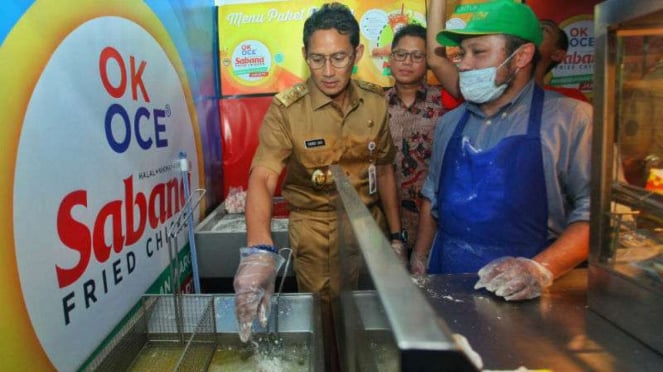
412,250,426,259
248,244,278,253
389,229,408,243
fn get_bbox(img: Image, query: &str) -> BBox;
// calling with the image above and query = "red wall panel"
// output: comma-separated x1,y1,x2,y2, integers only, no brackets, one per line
219,96,286,198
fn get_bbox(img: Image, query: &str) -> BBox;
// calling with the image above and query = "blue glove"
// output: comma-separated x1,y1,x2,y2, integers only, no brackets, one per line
474,257,553,301
233,247,284,342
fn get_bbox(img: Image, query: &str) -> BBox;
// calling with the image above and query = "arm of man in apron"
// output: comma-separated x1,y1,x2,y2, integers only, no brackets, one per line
535,222,589,277
234,166,281,342
410,198,437,275
475,222,589,301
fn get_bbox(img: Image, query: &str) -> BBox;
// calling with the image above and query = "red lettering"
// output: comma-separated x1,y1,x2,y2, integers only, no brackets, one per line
569,27,588,37
130,56,150,103
235,56,265,65
55,175,185,287
56,191,92,288
99,47,126,99
93,200,124,262
564,52,594,65
99,47,150,102
166,178,180,219
148,184,166,228
125,177,146,246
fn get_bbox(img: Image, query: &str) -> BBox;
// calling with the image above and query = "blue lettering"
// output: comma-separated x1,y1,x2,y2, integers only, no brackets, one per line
134,107,151,150
105,103,131,153
154,108,168,148
105,104,169,153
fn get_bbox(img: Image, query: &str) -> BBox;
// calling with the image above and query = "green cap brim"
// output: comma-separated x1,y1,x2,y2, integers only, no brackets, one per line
436,30,496,47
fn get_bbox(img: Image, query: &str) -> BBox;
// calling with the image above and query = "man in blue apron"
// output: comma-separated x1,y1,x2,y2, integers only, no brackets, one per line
410,0,592,301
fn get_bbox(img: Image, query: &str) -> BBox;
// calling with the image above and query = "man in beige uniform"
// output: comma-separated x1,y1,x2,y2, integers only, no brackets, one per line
233,3,402,370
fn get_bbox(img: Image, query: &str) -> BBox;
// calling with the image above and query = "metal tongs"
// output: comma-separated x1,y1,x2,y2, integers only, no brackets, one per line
270,247,293,338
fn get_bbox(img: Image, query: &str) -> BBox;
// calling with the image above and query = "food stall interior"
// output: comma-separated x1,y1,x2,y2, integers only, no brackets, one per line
589,0,663,356
98,1,663,367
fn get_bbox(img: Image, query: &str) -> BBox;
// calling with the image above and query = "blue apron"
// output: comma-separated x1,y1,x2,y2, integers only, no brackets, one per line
429,86,548,274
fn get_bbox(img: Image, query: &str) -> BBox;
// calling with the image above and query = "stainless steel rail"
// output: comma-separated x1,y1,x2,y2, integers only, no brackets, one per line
331,165,477,371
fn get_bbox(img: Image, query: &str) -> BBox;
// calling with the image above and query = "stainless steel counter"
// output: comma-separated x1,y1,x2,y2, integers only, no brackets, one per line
419,269,663,371
194,204,292,278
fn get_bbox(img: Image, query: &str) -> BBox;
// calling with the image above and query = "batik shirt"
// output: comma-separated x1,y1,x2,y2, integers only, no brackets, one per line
386,83,448,247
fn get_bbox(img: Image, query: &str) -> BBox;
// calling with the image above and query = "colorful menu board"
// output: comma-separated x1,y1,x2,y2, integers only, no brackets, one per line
217,0,427,96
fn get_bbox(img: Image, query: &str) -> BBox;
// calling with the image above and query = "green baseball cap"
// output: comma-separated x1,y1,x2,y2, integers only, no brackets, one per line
437,0,543,47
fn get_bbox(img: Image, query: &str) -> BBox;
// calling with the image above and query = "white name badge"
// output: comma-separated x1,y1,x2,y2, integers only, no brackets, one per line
368,163,377,195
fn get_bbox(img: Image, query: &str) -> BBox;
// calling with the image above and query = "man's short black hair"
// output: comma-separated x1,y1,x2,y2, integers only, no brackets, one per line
303,2,359,52
391,24,426,49
540,19,568,72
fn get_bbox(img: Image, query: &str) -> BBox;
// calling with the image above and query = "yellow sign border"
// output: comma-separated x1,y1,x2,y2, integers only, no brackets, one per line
0,1,204,369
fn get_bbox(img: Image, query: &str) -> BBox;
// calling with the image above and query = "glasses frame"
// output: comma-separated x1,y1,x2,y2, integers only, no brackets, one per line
306,51,355,70
390,49,427,63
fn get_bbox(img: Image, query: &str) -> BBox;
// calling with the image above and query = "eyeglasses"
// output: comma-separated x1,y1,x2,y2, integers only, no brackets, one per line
391,49,426,63
306,52,354,69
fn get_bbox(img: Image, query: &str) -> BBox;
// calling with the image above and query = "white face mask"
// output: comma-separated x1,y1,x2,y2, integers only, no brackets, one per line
459,49,519,104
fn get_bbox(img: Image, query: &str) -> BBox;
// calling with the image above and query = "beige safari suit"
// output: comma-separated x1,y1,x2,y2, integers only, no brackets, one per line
251,78,395,302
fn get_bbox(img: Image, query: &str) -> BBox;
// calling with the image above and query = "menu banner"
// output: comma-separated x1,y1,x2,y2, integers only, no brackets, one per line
218,0,427,96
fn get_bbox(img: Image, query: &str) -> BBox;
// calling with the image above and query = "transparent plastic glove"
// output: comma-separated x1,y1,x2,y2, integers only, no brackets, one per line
390,240,407,264
233,247,284,342
474,256,553,301
410,251,427,276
